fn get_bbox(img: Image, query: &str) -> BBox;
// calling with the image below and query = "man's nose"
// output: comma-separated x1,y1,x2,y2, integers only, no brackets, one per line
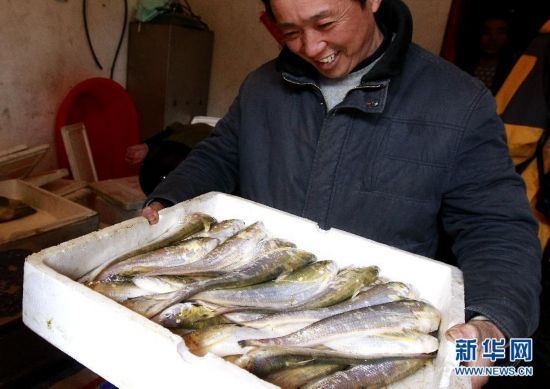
301,30,325,58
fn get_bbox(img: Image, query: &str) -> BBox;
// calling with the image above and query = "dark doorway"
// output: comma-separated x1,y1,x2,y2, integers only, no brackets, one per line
443,0,550,93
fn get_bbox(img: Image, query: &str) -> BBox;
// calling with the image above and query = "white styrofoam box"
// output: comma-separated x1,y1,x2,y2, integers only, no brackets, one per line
23,192,468,388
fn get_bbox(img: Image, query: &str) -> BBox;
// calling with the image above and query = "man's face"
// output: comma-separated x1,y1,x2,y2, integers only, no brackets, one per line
271,0,383,78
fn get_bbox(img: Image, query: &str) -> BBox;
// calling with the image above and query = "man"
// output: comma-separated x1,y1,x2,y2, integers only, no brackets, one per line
143,1,541,386
124,121,214,194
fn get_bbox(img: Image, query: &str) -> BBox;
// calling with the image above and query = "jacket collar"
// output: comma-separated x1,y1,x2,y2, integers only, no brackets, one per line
276,0,413,86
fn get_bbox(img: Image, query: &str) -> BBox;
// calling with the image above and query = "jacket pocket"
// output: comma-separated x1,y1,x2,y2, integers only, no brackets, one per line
365,121,460,202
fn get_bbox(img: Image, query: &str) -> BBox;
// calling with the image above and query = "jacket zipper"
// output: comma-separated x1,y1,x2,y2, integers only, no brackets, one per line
282,74,329,114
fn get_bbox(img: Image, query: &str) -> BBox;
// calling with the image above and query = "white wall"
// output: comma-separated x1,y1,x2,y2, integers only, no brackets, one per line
0,0,451,174
0,0,137,171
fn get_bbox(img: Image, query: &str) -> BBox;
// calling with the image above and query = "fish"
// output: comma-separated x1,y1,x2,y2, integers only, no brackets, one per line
186,219,246,243
79,212,217,283
132,275,197,294
191,260,339,310
94,237,220,281
183,324,277,357
87,280,153,302
233,346,434,378
302,358,428,389
242,282,414,334
123,247,317,318
181,238,299,277
0,195,36,223
264,363,347,389
323,330,439,357
154,302,220,328
239,300,441,348
291,266,379,310
142,221,268,277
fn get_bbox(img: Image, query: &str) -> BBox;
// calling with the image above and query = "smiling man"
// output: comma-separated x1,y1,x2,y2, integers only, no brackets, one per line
143,1,541,387
272,0,383,78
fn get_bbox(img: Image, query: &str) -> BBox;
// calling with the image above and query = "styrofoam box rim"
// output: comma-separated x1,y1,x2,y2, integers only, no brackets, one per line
23,192,468,388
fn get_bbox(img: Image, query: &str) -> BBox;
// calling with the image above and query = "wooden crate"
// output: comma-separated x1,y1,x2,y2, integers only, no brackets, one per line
0,180,99,251
89,176,146,225
0,145,49,181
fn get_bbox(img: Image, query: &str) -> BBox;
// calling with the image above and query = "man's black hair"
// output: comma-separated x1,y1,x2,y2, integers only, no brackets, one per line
261,0,368,19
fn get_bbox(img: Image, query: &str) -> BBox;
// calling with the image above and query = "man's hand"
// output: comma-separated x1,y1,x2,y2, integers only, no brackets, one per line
446,320,506,388
142,201,165,225
125,144,149,165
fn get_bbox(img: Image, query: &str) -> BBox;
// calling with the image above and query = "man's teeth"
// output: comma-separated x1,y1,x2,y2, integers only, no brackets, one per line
319,53,336,64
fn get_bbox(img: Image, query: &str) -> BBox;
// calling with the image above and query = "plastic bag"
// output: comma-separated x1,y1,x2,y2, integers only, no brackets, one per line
136,0,169,22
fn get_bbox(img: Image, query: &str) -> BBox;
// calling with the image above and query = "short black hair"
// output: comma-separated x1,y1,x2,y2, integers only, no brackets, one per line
261,0,368,19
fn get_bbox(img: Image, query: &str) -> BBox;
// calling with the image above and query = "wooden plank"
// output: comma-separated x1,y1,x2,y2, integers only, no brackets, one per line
0,145,28,158
0,144,49,180
24,169,69,187
61,123,98,182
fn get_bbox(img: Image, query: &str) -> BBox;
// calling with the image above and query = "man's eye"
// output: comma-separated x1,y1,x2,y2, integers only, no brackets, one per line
318,22,334,30
283,31,299,39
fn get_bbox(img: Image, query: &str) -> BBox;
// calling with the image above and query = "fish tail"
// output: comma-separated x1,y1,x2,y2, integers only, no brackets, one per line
238,339,270,347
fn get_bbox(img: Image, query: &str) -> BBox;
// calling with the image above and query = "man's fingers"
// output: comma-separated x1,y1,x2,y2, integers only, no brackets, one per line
446,321,506,388
142,202,165,225
446,323,479,342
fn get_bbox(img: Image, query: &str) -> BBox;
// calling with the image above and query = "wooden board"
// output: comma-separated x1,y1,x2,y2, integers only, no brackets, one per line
0,145,28,158
0,145,49,181
61,123,98,182
0,180,98,251
24,169,69,187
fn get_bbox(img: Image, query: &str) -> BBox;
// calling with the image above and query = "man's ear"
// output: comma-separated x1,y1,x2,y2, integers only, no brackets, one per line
370,0,382,13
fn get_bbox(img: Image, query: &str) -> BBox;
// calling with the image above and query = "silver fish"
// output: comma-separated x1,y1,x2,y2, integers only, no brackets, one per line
323,330,439,357
80,212,217,282
264,363,347,389
192,260,339,310
132,275,197,294
242,282,414,334
186,219,246,243
183,324,277,357
302,358,427,389
95,237,219,281
233,346,433,378
239,300,441,348
123,247,317,318
154,302,220,328
87,280,152,302
142,221,268,277
292,266,379,310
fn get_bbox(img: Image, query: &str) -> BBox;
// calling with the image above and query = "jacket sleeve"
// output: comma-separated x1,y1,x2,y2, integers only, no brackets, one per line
441,88,542,338
146,93,242,205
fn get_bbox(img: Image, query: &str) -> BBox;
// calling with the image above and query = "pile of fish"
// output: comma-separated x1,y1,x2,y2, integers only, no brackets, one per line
81,212,442,388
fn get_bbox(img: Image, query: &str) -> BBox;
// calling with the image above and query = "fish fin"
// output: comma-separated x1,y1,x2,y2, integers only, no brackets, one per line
350,288,362,300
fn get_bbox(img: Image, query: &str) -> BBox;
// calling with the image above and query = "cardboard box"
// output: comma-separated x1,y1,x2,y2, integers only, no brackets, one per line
0,179,98,251
23,192,467,388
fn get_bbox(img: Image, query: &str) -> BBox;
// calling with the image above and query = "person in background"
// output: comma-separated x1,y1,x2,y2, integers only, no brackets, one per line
143,1,541,387
496,18,550,385
466,12,518,94
125,122,213,194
